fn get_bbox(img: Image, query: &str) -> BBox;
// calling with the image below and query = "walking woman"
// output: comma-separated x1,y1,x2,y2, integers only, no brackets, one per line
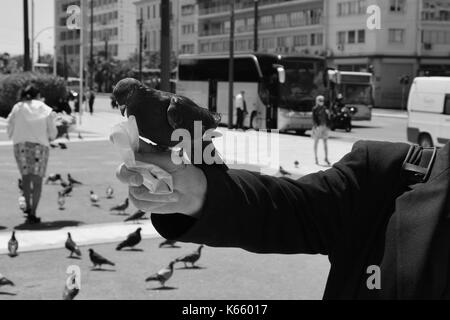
6,85,58,224
312,95,331,166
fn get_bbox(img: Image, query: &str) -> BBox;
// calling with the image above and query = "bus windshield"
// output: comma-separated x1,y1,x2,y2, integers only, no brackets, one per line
279,58,326,111
342,84,372,105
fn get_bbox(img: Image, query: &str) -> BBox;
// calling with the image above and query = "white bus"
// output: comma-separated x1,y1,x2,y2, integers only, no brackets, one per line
328,70,373,121
407,77,450,147
177,53,328,133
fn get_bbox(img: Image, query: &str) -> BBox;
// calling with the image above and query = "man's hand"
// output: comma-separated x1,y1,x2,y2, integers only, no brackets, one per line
116,140,207,217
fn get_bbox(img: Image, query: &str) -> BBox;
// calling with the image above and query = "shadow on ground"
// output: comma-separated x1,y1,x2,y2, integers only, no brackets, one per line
14,220,83,231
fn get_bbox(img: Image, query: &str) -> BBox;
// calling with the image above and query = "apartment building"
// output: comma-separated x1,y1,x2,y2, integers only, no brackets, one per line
196,0,324,55
326,0,450,108
54,0,137,77
178,0,198,54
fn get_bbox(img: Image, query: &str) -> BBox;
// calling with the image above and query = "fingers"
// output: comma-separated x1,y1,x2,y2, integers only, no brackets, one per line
116,164,144,186
129,186,179,203
128,189,178,213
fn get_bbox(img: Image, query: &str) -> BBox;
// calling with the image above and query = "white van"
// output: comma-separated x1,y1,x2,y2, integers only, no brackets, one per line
407,77,450,147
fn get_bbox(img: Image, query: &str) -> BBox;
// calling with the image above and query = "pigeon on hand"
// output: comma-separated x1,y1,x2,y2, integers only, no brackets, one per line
88,249,115,269
124,210,146,223
62,275,80,300
45,173,62,184
110,198,129,215
113,79,224,166
18,195,27,212
279,166,292,176
8,231,18,257
0,273,14,288
90,191,99,206
116,228,142,251
106,186,114,199
68,174,82,185
175,245,204,268
145,261,175,287
159,239,177,248
58,191,65,210
61,184,73,197
65,232,82,258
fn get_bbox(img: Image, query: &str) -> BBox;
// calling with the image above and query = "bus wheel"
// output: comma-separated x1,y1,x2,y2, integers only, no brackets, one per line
250,111,258,129
295,130,306,136
418,133,433,148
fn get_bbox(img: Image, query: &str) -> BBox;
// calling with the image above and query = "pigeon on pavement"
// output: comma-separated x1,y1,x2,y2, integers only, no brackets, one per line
45,173,61,184
159,239,177,248
124,210,146,223
59,142,67,149
61,184,73,197
68,174,82,185
8,231,18,257
90,190,99,206
110,198,129,215
175,245,204,268
0,273,14,287
294,160,299,168
279,166,292,176
116,228,142,250
145,261,175,287
88,249,115,269
65,232,82,258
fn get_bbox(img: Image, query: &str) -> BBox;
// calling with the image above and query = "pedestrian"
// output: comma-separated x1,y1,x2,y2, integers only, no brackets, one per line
235,91,248,130
110,94,118,109
6,85,58,224
88,89,96,115
312,95,331,166
333,93,345,115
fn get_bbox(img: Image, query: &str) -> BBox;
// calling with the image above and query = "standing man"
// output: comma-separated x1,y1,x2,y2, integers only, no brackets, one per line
235,91,248,130
88,89,96,115
312,95,331,166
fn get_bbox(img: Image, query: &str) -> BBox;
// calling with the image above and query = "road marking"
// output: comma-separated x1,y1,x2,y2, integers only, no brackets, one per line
0,221,161,255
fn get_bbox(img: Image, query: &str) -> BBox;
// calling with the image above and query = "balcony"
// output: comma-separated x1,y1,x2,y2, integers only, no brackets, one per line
199,0,298,16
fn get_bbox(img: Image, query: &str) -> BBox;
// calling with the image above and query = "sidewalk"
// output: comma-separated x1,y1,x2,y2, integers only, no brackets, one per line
372,108,407,119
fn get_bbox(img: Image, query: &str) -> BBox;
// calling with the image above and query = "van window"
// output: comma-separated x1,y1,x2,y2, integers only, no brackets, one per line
445,94,450,115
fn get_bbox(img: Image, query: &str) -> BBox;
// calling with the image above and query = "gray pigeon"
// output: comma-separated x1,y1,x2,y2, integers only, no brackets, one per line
65,232,82,258
110,198,129,215
0,273,14,287
145,261,175,287
175,245,204,268
159,239,177,248
116,228,142,250
124,210,146,223
88,249,115,269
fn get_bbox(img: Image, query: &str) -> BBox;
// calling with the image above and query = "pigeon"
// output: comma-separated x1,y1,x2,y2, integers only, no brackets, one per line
110,198,129,215
145,261,175,287
116,228,142,250
61,184,73,197
106,186,114,199
50,143,58,149
78,132,83,140
175,245,204,268
58,191,65,210
65,232,81,258
88,249,115,269
279,166,292,176
18,195,27,212
0,273,14,288
90,190,99,206
159,239,177,248
113,78,221,150
59,142,68,149
45,173,61,184
18,178,23,192
60,179,70,188
62,275,80,300
8,231,18,257
68,174,82,185
124,210,147,223
294,160,299,168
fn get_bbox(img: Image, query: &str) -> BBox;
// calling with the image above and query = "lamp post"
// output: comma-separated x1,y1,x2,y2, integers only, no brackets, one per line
23,0,31,71
228,0,235,129
253,0,259,52
137,15,144,82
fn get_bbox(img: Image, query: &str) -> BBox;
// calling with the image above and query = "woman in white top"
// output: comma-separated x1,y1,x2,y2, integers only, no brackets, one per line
7,85,58,224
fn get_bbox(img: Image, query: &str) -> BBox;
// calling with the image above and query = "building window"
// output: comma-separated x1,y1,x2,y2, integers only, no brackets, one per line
338,0,366,16
348,30,356,43
181,4,195,16
337,31,346,44
274,14,289,28
358,30,365,43
389,29,405,43
277,36,288,47
262,38,275,50
293,34,308,46
390,0,405,13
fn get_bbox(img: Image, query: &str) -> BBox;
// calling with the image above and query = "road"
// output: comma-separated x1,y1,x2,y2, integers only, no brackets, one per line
0,95,409,299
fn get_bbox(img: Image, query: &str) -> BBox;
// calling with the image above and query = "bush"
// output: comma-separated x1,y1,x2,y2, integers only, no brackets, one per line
0,72,68,118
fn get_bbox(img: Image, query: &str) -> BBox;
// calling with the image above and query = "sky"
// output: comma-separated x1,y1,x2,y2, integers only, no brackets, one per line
0,0,54,58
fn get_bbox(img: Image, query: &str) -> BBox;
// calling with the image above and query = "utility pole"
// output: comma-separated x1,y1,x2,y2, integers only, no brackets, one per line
23,0,31,71
63,45,67,80
104,36,108,61
160,0,171,92
79,0,85,123
37,42,41,63
253,0,258,52
137,14,143,82
228,0,235,129
90,0,94,90
31,0,35,71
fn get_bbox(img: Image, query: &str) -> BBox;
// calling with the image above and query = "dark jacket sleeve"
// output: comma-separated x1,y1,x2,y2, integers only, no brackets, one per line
151,140,379,256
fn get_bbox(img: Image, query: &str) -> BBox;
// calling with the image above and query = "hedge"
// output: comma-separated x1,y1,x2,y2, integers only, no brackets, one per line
0,72,68,118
